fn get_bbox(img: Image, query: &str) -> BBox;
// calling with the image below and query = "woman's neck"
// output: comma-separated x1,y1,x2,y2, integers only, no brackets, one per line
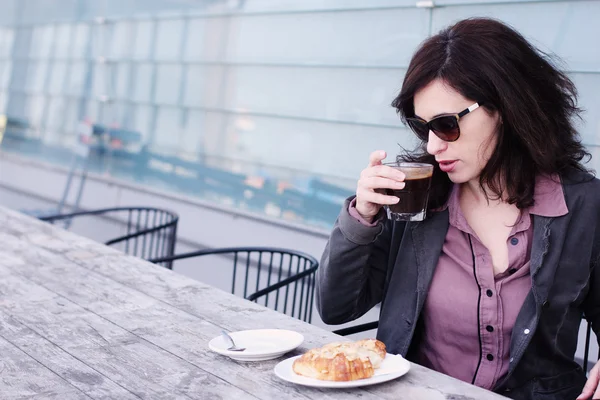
462,178,506,207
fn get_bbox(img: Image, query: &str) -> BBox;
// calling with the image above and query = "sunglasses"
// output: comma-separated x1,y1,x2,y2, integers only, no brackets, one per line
406,102,481,142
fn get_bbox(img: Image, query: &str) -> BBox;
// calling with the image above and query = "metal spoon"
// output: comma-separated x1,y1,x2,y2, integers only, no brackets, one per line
221,330,246,352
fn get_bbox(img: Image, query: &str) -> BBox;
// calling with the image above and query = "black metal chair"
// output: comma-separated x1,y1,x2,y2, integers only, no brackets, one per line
583,320,600,373
40,207,179,269
151,247,319,323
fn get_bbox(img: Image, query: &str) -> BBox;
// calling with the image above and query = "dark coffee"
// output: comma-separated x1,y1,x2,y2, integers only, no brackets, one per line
386,176,432,214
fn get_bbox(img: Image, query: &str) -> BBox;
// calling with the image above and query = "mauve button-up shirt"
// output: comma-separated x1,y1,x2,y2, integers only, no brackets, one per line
348,175,568,389
416,175,568,389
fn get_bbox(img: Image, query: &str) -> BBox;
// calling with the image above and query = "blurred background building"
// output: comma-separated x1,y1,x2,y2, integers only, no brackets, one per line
0,0,598,346
0,0,599,231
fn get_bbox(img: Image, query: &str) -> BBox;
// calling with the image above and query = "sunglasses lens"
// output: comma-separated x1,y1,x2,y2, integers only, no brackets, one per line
430,116,460,141
407,119,429,141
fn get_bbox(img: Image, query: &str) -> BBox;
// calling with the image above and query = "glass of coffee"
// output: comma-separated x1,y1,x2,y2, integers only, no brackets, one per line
383,162,433,222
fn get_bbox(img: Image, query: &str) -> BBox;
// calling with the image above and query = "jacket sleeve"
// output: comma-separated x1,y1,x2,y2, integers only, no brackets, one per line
582,178,600,346
583,217,600,343
316,196,396,325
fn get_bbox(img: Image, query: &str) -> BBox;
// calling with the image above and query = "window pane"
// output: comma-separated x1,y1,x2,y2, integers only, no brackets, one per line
105,101,130,129
13,28,31,59
6,92,26,120
110,21,132,59
133,63,153,102
153,107,182,151
184,65,205,107
45,97,66,129
48,62,67,94
0,28,15,59
0,92,6,113
62,99,80,134
133,21,153,60
214,115,408,179
132,104,153,140
30,26,54,59
92,64,108,97
84,99,100,123
155,64,181,104
66,61,87,96
8,61,26,91
181,110,204,154
573,73,600,146
26,62,49,92
91,25,109,58
238,0,416,12
20,0,77,25
184,19,207,61
229,65,401,126
115,63,131,99
0,0,18,26
155,19,183,60
0,62,12,90
26,95,46,128
229,8,429,65
71,24,90,59
54,24,71,59
183,65,225,108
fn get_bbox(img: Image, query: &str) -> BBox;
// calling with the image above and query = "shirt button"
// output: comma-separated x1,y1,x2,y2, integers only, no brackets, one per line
524,329,530,335
487,354,494,361
486,325,494,332
510,237,519,245
486,289,493,297
510,357,514,363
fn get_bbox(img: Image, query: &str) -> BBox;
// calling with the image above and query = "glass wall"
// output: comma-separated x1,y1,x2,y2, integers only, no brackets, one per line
0,0,598,230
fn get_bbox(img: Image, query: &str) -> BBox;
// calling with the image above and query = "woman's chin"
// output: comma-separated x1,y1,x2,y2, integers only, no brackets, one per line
445,171,464,183
445,170,474,185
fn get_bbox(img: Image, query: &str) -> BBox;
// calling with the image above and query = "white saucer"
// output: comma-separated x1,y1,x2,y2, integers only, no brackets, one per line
274,353,411,388
208,329,304,361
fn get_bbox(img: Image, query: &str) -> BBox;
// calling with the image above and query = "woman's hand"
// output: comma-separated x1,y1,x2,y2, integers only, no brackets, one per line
355,150,406,223
578,361,600,399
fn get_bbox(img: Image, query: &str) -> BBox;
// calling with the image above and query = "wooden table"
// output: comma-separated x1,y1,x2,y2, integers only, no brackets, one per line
0,206,506,399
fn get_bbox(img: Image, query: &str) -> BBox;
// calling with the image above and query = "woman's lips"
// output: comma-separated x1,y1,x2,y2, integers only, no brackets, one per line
438,160,458,173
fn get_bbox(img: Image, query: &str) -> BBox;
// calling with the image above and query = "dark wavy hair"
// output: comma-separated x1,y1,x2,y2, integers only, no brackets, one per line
391,17,590,210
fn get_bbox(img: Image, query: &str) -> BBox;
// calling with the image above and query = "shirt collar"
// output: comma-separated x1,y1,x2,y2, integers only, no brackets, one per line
529,174,568,217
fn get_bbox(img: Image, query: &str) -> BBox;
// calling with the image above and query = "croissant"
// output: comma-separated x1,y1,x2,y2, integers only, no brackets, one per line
292,339,387,381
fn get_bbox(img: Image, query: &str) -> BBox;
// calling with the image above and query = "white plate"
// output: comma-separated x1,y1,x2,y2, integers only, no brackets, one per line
274,353,411,388
208,329,304,361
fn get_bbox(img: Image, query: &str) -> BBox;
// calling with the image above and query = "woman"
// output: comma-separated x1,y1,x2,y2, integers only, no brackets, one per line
317,18,600,400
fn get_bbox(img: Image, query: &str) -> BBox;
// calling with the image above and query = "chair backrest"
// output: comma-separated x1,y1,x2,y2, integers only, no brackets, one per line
583,320,600,373
41,207,179,269
151,247,319,323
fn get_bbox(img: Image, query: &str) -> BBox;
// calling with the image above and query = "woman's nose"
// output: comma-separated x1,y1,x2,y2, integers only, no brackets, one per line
426,131,448,155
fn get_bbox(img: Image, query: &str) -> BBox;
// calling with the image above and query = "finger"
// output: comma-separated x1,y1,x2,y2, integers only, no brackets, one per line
578,365,600,400
357,189,399,205
360,176,405,191
364,165,406,181
579,379,596,400
592,384,600,400
368,150,387,167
